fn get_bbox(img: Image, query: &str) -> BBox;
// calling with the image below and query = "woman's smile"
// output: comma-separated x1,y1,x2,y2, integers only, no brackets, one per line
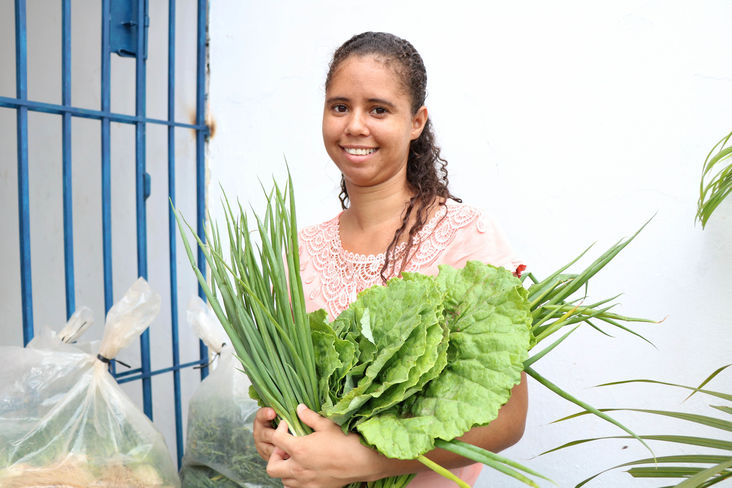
342,146,378,157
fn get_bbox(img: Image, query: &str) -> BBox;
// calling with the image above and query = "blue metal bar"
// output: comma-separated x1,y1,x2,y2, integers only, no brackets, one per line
113,367,144,378
116,358,208,384
15,0,33,346
0,96,206,130
167,0,184,466
101,0,115,375
135,0,153,419
196,0,209,380
62,0,75,319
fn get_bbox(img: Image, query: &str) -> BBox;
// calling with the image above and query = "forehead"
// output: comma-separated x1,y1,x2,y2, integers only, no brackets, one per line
327,54,409,97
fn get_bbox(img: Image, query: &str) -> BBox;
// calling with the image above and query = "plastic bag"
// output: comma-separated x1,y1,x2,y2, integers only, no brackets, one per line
26,305,95,352
0,278,180,488
180,297,281,488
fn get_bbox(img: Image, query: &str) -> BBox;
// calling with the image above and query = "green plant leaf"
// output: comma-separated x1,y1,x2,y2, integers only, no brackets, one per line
436,439,553,487
575,455,731,488
543,435,732,456
553,408,732,432
596,379,732,402
683,364,732,402
356,262,530,459
697,130,732,228
675,458,732,487
526,366,652,455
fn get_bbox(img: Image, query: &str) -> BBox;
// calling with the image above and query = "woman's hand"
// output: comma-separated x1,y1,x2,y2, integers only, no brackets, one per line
266,404,388,488
253,407,277,461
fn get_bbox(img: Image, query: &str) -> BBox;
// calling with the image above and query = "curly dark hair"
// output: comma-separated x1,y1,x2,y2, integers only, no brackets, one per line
325,31,461,282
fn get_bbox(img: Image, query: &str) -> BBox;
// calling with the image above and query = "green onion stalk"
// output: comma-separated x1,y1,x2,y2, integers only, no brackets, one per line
175,173,319,437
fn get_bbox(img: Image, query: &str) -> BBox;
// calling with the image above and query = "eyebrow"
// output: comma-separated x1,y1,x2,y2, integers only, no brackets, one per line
326,96,397,109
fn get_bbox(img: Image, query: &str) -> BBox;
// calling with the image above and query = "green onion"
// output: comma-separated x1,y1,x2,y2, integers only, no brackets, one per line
174,177,319,437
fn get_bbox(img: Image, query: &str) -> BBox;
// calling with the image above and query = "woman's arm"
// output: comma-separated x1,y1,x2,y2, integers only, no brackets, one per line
259,372,528,488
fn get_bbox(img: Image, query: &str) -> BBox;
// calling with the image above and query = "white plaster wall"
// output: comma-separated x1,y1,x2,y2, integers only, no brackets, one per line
209,1,732,487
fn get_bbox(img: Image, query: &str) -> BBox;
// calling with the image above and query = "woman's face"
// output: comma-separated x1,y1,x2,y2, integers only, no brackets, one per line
322,55,427,191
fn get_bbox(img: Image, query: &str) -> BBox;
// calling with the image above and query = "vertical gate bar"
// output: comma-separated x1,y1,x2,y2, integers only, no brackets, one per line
15,0,33,345
135,0,153,419
101,0,115,374
195,0,209,379
62,0,75,319
167,0,184,465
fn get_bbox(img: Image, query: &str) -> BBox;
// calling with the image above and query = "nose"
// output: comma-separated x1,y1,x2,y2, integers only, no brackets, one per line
345,110,369,136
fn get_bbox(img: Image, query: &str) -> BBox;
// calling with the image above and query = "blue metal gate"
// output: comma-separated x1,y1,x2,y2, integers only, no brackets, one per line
1,0,210,465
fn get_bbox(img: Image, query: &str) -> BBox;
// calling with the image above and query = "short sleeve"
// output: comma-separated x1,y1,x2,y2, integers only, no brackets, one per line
439,210,525,275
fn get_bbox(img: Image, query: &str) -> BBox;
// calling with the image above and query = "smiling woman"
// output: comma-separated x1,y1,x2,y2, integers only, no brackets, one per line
251,31,528,488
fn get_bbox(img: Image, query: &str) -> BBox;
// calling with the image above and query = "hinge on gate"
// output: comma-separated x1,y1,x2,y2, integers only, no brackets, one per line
110,0,149,60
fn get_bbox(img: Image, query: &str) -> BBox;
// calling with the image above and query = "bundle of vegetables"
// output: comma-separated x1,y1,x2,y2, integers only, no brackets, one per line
175,175,654,487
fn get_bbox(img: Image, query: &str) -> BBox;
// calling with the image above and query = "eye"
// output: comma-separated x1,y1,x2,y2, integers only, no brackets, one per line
331,104,348,113
371,106,388,116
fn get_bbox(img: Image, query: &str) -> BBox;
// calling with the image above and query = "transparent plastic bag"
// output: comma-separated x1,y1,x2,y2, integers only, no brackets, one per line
180,297,281,488
0,278,180,488
26,305,95,352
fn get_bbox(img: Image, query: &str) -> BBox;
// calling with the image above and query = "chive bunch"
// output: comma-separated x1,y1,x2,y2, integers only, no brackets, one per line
175,174,319,437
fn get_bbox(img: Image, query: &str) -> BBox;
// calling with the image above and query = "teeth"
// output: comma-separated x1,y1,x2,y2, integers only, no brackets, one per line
345,147,376,156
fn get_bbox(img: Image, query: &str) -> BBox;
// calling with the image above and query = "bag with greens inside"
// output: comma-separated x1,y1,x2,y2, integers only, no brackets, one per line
0,278,179,488
180,297,282,488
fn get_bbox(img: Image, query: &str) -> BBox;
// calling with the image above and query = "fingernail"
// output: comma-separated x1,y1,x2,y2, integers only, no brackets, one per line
296,403,306,413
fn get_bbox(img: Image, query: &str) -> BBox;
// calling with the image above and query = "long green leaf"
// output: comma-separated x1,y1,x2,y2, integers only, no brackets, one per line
683,364,732,402
436,439,553,483
575,455,731,488
543,435,732,456
524,366,653,455
553,408,732,432
524,326,579,368
675,458,732,487
434,440,546,487
415,456,470,488
697,130,732,228
596,379,732,402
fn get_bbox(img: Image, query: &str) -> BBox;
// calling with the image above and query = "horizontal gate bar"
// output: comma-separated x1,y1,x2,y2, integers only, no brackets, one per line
115,358,209,384
0,96,208,132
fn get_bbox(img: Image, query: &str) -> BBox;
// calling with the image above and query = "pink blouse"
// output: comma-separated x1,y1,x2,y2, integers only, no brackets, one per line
298,199,523,487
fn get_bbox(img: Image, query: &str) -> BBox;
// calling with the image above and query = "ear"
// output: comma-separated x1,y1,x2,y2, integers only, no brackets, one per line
410,106,428,140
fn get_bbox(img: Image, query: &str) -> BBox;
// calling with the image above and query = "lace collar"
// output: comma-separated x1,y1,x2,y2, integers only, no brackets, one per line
299,200,482,318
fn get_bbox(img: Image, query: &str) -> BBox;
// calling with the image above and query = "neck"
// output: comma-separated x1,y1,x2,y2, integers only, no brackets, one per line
342,176,413,232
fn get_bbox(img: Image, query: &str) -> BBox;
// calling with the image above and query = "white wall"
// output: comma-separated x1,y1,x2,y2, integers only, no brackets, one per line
209,1,731,487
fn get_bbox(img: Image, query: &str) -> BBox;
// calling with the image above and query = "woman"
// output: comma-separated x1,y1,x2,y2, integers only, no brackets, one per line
254,31,528,488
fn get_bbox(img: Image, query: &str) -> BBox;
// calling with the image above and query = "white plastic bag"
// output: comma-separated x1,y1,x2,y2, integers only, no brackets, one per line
0,278,180,488
26,305,95,351
180,297,281,488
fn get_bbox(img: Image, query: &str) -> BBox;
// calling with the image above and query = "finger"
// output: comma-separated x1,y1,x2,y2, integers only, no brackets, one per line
267,446,292,479
296,403,335,432
272,446,290,460
255,418,276,443
256,407,277,423
256,444,273,461
271,418,297,454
